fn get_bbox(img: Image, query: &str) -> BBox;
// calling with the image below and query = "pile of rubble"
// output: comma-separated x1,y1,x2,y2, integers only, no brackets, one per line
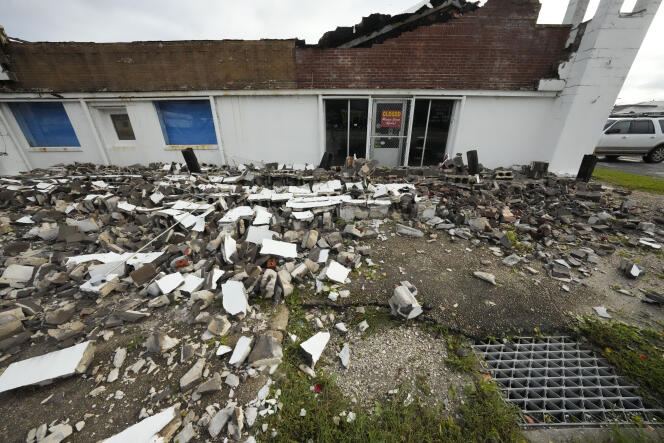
0,158,663,441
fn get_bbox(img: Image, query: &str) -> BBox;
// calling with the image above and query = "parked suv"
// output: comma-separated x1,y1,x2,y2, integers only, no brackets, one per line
595,117,664,163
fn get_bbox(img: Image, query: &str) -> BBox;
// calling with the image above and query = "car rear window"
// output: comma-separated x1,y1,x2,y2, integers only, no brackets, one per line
629,120,655,134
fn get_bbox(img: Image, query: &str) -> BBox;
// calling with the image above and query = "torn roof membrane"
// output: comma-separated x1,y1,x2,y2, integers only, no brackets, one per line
316,0,478,48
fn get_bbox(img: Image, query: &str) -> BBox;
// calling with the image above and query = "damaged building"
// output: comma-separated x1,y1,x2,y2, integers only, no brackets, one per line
0,0,660,175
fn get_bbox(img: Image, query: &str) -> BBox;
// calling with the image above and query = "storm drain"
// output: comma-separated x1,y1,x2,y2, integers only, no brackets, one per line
473,336,664,426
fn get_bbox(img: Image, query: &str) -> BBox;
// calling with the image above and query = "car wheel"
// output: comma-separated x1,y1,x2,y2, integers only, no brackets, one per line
604,155,620,161
645,145,664,163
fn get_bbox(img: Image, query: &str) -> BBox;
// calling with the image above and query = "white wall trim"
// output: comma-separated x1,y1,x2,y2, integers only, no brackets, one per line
0,89,558,100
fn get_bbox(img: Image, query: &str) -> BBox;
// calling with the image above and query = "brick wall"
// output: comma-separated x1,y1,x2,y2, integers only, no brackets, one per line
3,40,298,92
296,0,570,91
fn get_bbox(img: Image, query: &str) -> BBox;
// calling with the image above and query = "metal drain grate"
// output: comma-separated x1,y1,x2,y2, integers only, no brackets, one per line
473,336,664,427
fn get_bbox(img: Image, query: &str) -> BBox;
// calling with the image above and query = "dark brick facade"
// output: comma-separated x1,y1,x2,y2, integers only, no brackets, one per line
295,0,570,91
2,40,298,92
1,0,570,93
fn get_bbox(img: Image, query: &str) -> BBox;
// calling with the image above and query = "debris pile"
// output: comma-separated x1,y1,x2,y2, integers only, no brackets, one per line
0,159,663,440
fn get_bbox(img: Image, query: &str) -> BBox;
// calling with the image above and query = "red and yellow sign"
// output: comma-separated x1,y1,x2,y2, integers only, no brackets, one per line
381,110,402,128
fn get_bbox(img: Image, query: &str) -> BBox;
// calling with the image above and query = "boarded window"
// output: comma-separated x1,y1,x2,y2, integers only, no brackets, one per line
154,100,216,145
9,102,80,147
110,113,136,140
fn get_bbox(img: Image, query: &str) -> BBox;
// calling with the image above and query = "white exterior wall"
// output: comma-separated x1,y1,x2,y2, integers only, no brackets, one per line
216,95,320,166
449,96,558,169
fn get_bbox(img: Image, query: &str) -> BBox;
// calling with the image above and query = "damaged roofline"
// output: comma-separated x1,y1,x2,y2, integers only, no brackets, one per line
0,89,558,100
336,0,468,48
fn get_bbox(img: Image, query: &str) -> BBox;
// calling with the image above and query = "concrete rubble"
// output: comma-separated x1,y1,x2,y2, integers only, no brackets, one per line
1,159,663,440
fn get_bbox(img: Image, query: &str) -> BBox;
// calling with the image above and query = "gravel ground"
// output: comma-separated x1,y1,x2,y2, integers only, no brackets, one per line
324,324,471,410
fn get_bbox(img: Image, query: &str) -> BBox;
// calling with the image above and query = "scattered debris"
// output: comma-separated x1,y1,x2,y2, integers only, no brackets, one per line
300,331,330,368
388,281,422,319
0,341,95,394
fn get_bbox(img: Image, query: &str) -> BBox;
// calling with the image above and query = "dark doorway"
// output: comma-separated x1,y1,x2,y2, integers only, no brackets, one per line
324,99,368,166
407,99,454,166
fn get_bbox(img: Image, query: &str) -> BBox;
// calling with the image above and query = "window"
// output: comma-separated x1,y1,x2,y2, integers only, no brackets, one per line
606,120,630,134
9,102,80,147
110,113,135,140
629,120,655,134
154,100,216,145
603,120,616,130
659,120,664,133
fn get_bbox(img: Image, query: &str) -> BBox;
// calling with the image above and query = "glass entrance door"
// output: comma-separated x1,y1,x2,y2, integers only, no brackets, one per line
370,99,410,167
324,99,369,166
407,99,454,166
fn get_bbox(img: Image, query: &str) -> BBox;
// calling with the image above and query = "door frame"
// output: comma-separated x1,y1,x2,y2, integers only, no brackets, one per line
321,94,463,167
369,97,411,167
404,98,458,167
321,96,371,163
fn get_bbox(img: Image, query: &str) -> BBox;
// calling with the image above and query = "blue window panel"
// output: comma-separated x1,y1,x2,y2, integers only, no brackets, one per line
155,100,217,145
9,102,80,147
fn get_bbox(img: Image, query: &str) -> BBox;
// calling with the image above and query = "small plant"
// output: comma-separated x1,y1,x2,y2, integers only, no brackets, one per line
126,335,145,351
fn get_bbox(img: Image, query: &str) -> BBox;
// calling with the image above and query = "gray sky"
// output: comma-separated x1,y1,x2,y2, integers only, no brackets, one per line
2,0,662,104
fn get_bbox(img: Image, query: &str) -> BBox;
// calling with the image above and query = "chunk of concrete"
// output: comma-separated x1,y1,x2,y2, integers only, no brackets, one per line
338,343,350,368
196,372,222,394
104,405,180,443
40,423,72,443
44,303,76,326
145,332,180,354
396,224,424,238
300,331,330,368
389,284,422,319
222,281,248,316
208,403,235,438
229,336,253,366
207,315,231,336
0,341,95,394
156,272,184,295
247,334,283,367
326,261,350,284
473,271,496,285
260,239,297,258
180,358,206,391
1,264,34,283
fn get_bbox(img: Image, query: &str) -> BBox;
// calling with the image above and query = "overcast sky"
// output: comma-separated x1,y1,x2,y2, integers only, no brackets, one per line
2,0,662,104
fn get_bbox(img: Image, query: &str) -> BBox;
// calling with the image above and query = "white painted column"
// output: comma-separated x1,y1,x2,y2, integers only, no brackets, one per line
209,96,226,165
563,0,591,25
80,99,110,165
548,0,662,175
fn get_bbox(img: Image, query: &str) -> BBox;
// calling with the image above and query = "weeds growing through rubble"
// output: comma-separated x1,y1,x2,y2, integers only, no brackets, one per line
576,317,664,402
262,299,523,442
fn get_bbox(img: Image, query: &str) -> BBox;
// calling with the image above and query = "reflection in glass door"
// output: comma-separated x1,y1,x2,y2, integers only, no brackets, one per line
324,99,368,166
407,99,454,166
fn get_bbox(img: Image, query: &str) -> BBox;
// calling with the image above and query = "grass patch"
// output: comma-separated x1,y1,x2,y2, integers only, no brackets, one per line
444,335,478,373
576,317,664,402
593,168,664,195
262,364,523,442
266,295,523,442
